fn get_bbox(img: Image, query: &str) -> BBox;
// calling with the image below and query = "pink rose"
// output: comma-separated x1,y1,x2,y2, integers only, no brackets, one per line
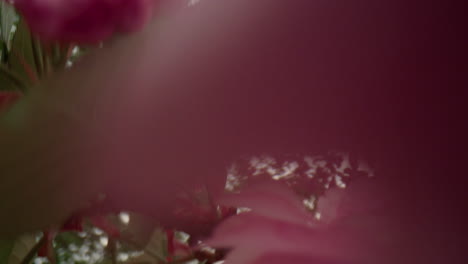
12,0,155,43
207,183,358,264
207,179,459,264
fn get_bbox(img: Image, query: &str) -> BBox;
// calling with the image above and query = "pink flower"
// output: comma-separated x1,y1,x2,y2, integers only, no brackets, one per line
315,178,385,223
208,183,347,264
206,180,445,264
12,0,155,43
215,182,314,226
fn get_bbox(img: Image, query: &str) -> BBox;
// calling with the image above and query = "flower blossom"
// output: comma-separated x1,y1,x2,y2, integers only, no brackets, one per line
206,180,444,264
11,0,155,43
207,183,357,264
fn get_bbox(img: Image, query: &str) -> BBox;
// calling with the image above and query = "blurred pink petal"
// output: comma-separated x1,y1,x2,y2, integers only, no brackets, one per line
207,208,370,264
207,180,430,264
207,184,349,263
0,91,20,112
247,253,342,264
316,179,387,223
13,0,156,43
216,182,314,226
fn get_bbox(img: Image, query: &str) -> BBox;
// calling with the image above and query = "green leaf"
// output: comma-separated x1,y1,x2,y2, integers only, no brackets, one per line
0,63,25,91
9,18,38,86
0,235,40,264
0,239,14,263
55,232,84,247
0,41,4,62
0,1,17,50
51,43,69,69
7,234,39,264
31,37,44,77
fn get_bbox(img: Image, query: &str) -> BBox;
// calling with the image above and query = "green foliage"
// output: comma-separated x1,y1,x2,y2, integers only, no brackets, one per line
1,3,75,92
0,239,14,263
0,1,17,50
9,18,39,86
0,63,24,90
0,5,83,263
0,1,21,91
4,234,39,264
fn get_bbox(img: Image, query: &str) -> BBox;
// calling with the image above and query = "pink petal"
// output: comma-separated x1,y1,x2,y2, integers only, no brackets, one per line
13,0,156,43
207,212,377,264
216,182,314,226
0,92,21,112
316,178,386,223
